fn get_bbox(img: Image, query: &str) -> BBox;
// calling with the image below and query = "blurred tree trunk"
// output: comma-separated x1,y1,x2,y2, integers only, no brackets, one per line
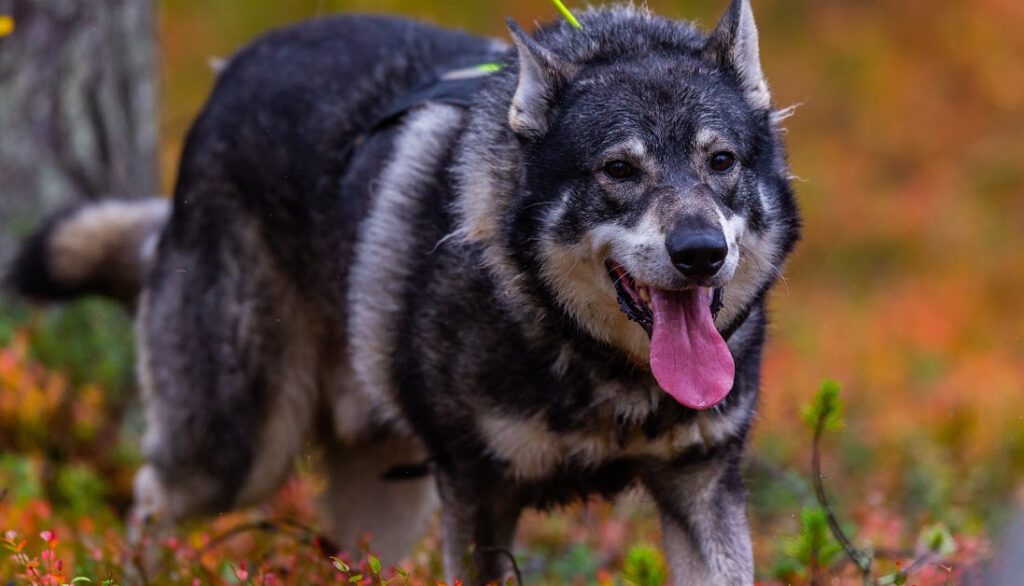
0,0,158,265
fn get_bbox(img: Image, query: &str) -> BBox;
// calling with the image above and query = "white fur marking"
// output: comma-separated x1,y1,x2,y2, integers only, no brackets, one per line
349,104,465,426
509,34,555,137
237,306,319,505
733,0,771,110
320,435,438,563
480,414,563,479
537,224,651,363
479,392,753,479
771,103,801,126
49,198,169,285
695,128,719,151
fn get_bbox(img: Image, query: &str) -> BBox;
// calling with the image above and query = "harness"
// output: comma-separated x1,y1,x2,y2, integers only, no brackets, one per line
374,62,503,128
338,59,503,179
360,60,503,141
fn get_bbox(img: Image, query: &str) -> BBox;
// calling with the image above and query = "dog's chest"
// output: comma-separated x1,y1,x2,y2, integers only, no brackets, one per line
477,384,752,481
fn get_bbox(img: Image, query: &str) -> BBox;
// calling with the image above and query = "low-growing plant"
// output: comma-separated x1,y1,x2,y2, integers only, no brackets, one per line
0,325,990,586
774,380,966,585
621,544,668,586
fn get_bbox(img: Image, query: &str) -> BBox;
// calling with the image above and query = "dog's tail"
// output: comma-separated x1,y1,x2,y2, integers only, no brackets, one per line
5,198,171,307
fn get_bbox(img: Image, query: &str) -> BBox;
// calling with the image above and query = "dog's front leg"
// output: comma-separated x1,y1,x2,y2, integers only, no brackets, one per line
643,456,754,586
435,466,522,586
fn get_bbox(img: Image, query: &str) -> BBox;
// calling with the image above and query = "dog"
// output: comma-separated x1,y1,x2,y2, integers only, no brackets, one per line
7,1,800,583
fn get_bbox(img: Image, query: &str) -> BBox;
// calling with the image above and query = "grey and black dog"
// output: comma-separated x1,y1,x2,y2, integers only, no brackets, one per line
7,1,800,583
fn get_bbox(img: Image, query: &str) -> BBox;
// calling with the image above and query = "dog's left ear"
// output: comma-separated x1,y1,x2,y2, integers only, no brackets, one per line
703,0,771,110
506,18,578,139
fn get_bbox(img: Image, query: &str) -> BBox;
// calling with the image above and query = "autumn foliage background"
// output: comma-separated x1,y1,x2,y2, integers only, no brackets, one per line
2,0,1023,584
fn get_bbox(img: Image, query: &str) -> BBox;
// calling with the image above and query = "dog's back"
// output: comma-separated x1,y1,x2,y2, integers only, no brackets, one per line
164,15,501,308
7,13,502,561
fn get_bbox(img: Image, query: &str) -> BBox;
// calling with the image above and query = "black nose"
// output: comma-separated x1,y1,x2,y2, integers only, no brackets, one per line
666,223,728,279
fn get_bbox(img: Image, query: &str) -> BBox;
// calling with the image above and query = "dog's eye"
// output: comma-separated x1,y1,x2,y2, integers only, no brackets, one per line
709,151,736,173
604,160,635,180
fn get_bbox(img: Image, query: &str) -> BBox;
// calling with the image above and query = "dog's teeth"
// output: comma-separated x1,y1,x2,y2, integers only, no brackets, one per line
638,286,650,302
646,301,653,311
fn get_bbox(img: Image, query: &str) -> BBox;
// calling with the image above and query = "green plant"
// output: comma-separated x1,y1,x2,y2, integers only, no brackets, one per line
26,299,134,392
621,544,668,586
781,380,966,585
782,507,844,578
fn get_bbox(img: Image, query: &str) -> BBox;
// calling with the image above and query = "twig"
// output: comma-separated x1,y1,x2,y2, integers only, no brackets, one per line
275,517,340,556
903,552,940,576
828,547,914,572
828,553,968,583
811,411,872,584
900,550,963,581
199,519,279,555
478,546,524,586
199,517,337,557
193,516,351,586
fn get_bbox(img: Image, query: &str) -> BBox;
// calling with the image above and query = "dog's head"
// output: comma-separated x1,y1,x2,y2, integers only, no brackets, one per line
457,1,800,409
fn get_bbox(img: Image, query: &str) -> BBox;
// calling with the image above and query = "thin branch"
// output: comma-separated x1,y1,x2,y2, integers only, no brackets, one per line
826,547,915,574
199,519,280,555
182,517,350,584
903,552,939,576
199,517,337,557
478,546,524,586
812,413,872,583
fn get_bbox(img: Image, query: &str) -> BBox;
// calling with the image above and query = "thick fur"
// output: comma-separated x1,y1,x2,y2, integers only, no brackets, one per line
8,3,799,584
6,199,169,306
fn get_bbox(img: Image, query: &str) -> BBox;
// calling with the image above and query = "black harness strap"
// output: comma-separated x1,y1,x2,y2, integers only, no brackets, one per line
372,62,502,130
340,59,503,179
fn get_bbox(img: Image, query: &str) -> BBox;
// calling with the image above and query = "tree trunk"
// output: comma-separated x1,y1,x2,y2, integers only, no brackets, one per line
0,0,157,264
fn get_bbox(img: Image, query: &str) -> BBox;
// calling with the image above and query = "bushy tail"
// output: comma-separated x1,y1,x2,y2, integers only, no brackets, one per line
5,198,171,307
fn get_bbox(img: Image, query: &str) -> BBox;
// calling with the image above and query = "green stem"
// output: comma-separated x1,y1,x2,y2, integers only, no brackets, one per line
812,414,872,583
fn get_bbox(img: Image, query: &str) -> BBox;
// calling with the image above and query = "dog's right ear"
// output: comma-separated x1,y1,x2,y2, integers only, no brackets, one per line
506,18,577,139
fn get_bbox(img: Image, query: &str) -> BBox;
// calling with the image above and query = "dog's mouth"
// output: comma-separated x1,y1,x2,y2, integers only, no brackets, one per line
606,263,724,335
606,261,734,410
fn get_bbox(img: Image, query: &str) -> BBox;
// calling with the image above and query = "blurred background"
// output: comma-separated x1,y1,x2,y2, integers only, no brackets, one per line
1,0,1022,584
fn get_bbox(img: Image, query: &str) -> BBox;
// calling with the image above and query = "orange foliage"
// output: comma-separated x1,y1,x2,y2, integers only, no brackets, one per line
3,0,1024,583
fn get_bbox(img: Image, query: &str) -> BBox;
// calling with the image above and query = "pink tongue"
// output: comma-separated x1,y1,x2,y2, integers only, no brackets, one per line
649,288,735,409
